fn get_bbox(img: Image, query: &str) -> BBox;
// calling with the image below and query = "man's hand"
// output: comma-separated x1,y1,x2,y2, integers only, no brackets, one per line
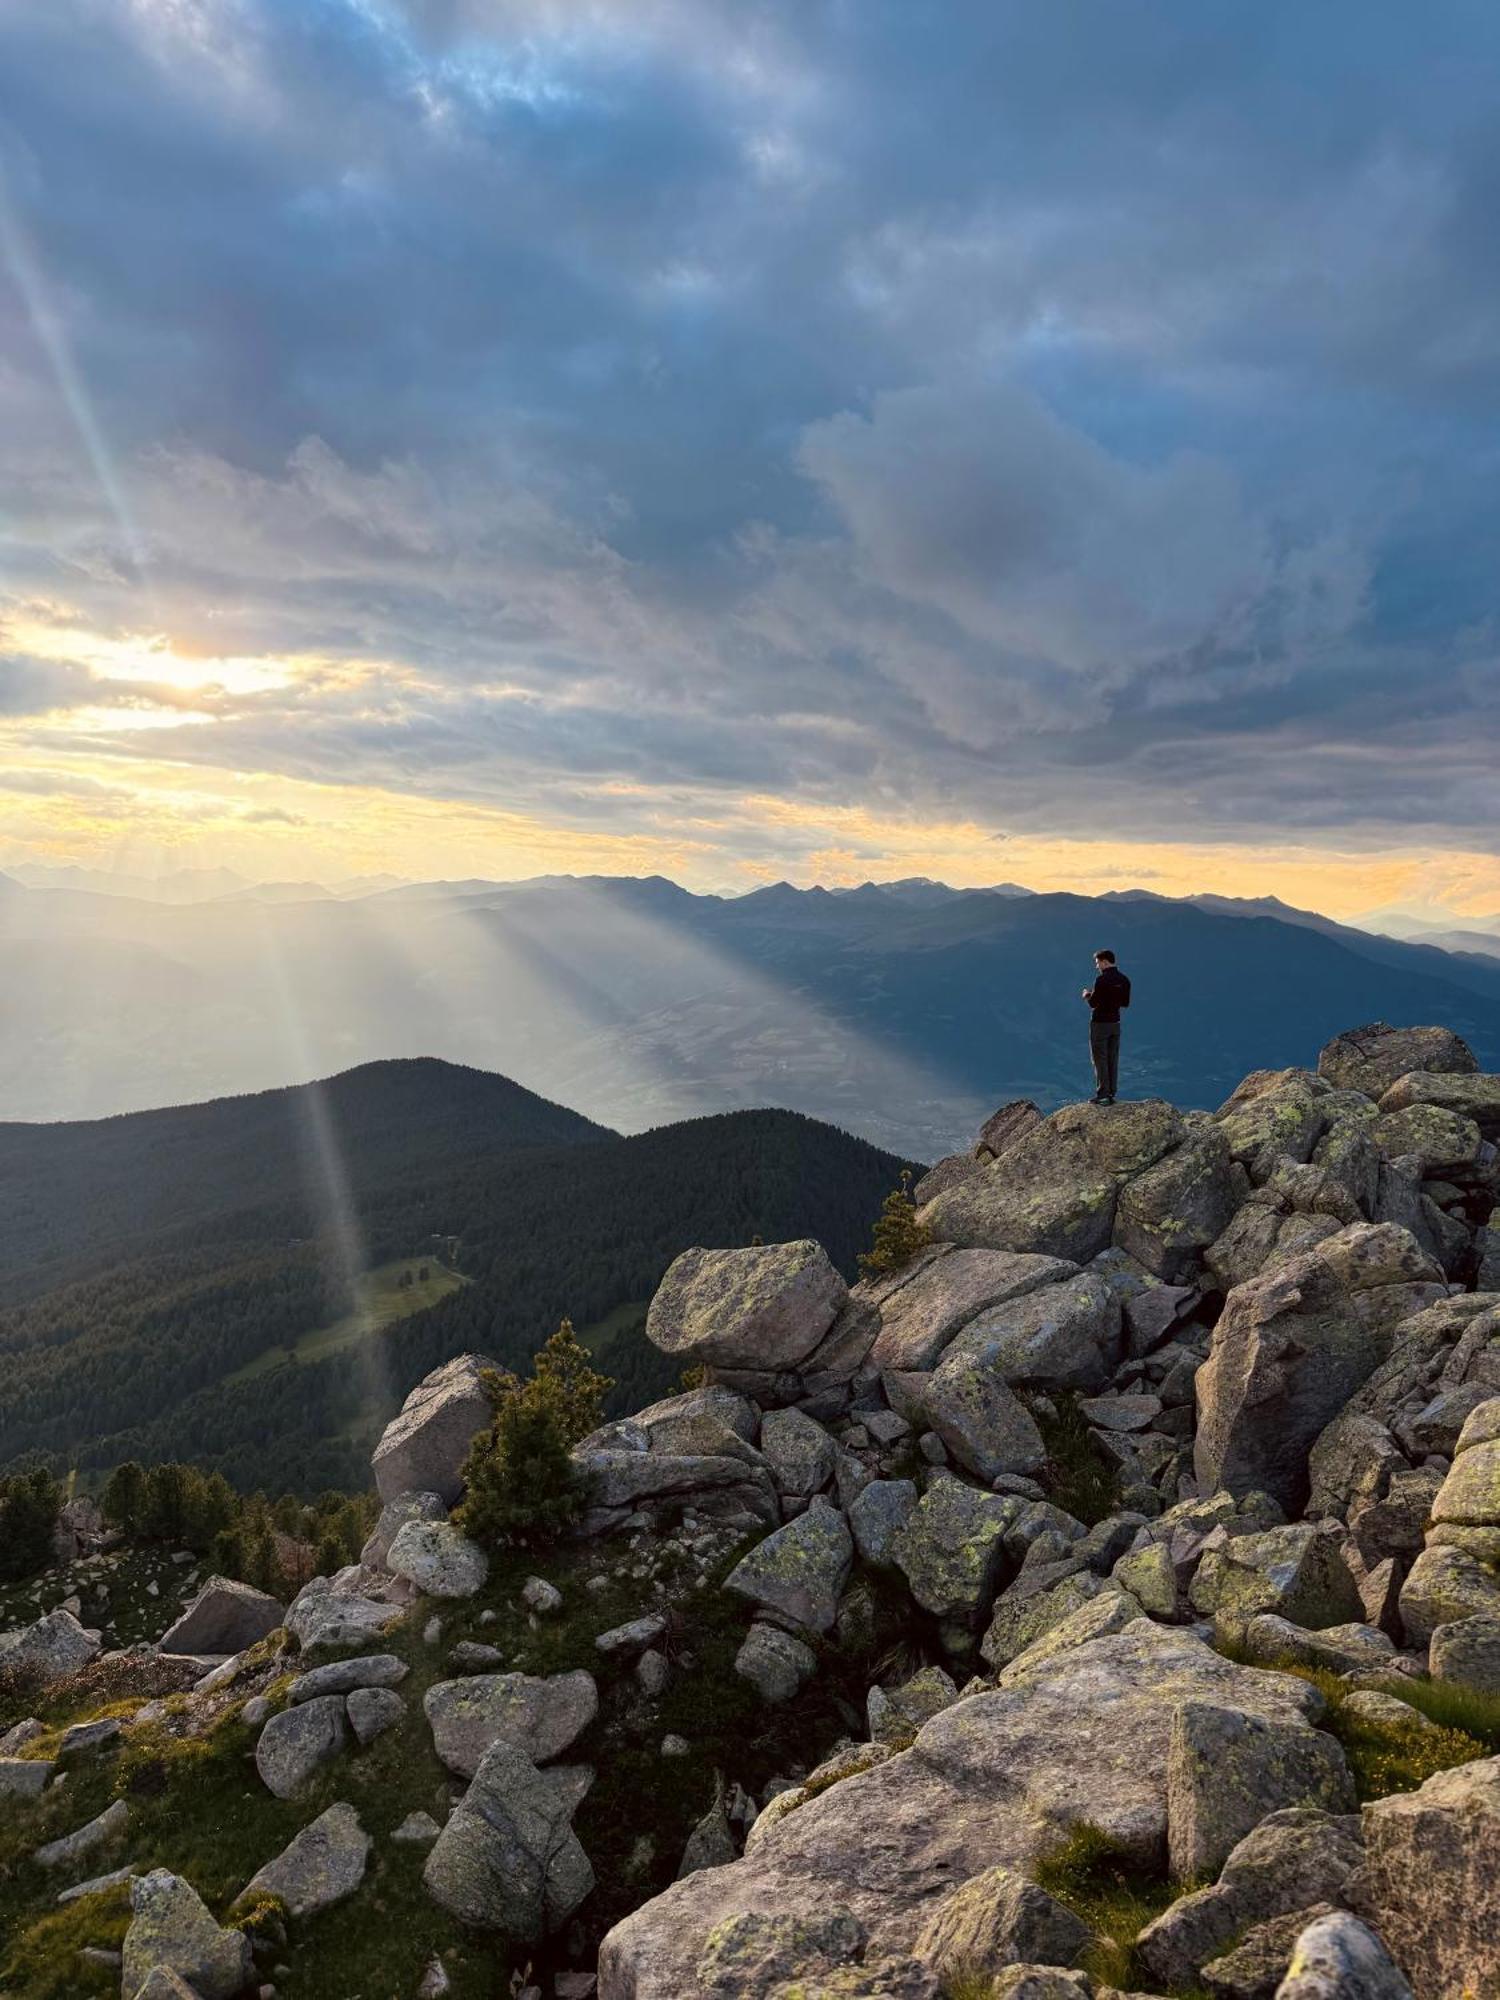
1081,988,1092,1002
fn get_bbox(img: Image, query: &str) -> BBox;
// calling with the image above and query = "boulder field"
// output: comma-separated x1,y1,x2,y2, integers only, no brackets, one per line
2,1019,1498,2000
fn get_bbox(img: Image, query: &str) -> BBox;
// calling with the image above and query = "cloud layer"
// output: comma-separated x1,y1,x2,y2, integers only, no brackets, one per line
2,0,1499,878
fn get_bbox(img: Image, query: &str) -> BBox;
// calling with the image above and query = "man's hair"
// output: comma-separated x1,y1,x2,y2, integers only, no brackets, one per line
1094,949,1116,963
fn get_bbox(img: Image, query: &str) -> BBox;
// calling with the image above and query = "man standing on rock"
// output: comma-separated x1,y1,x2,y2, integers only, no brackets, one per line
1082,948,1130,1104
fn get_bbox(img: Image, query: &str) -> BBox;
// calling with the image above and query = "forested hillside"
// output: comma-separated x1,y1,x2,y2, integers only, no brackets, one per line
0,1063,913,1493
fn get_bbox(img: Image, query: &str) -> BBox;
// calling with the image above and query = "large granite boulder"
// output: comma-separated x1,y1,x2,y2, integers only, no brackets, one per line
123,1869,253,2000
1274,1911,1414,2000
386,1519,489,1598
1317,1023,1478,1098
1194,1224,1445,1511
595,1623,1326,1998
361,1488,448,1569
422,1743,593,1937
913,1866,1091,1986
1378,1068,1500,1139
1189,1523,1365,1630
373,1353,500,1506
1352,1754,1500,1998
724,1502,853,1636
1114,1116,1246,1282
1138,1807,1365,1991
157,1577,284,1656
892,1475,1020,1622
941,1271,1121,1393
922,1353,1047,1482
0,1607,101,1685
645,1241,846,1379
1166,1700,1353,1879
1215,1070,1333,1177
759,1408,836,1498
241,1802,371,1917
284,1573,406,1651
1369,1103,1482,1175
425,1669,598,1778
868,1250,1079,1373
917,1101,1185,1262
1398,1543,1500,1646
255,1694,349,1797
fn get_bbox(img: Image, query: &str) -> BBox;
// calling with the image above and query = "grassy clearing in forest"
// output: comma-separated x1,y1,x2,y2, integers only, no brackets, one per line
224,1258,467,1386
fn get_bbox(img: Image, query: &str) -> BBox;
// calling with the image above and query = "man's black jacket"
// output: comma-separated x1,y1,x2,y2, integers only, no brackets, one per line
1087,967,1131,1023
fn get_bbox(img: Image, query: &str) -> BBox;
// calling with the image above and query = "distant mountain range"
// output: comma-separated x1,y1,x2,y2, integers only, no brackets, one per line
0,1059,912,1491
2,870,1498,1153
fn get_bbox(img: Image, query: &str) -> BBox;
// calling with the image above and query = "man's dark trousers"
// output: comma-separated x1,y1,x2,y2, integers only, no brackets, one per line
1090,1021,1120,1099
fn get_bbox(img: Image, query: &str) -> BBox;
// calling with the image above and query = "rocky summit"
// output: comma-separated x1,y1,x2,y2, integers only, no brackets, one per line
2,1018,1499,2000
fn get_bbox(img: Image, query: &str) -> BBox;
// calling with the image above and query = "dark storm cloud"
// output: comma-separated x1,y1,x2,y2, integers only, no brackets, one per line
2,0,1499,850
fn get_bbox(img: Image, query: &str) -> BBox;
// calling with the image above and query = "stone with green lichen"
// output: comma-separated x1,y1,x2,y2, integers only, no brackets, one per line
1431,1437,1500,1527
1215,1069,1331,1172
944,1272,1121,1392
1317,1022,1478,1097
891,1474,1020,1622
421,1743,593,1936
696,1911,867,1993
979,1569,1107,1669
922,1348,1048,1480
867,1665,958,1744
724,1501,853,1636
1112,1539,1181,1618
1369,1102,1482,1175
745,1744,895,1853
1397,1543,1500,1646
995,1583,1143,1680
122,1869,253,2000
1377,1067,1500,1136
913,1865,1091,1987
1115,1115,1244,1281
918,1100,1184,1263
239,1801,372,1918
1189,1523,1363,1630
1167,1701,1354,1880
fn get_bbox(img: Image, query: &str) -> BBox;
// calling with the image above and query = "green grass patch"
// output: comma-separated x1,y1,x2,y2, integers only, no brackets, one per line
1,1882,131,2000
1035,1393,1122,1526
224,1257,467,1386
1226,1656,1492,1802
1034,1821,1193,1989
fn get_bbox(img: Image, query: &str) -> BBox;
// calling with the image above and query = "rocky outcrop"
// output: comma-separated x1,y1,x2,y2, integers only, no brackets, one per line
1194,1224,1445,1511
122,1869,253,2000
372,1352,500,1505
423,1744,594,1937
645,1241,847,1387
596,1623,1327,1996
1317,1023,1478,1098
241,1802,372,1917
157,1576,284,1656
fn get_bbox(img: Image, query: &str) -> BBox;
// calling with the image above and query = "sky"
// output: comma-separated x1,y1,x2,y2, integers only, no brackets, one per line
2,0,1500,919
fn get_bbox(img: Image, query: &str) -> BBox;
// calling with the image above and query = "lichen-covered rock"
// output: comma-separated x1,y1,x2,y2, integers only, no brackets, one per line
1166,1700,1354,1880
724,1502,853,1636
1273,1910,1413,2000
122,1869,253,2000
1430,1435,1500,1529
361,1488,448,1568
255,1694,349,1798
347,1685,406,1744
922,1351,1047,1482
1189,1524,1364,1630
1397,1543,1500,1645
1350,1753,1500,1998
759,1408,836,1497
943,1271,1122,1393
1,1607,101,1685
733,1622,817,1704
1114,1117,1245,1282
424,1670,598,1777
919,1101,1185,1262
157,1576,284,1655
1317,1023,1478,1098
1138,1807,1365,1992
1429,1611,1500,1692
848,1479,918,1566
373,1353,501,1505
422,1743,593,1937
1369,1103,1482,1175
288,1653,408,1702
1215,1070,1332,1175
914,1866,1091,1986
241,1802,372,1917
573,1447,778,1525
979,1570,1106,1670
1112,1540,1181,1619
386,1518,490,1598
994,1583,1143,1680
891,1475,1020,1622
645,1241,847,1374
869,1250,1079,1373
868,1666,958,1746
1377,1069,1500,1139
596,1624,1326,1998
283,1574,405,1652
1194,1225,1444,1511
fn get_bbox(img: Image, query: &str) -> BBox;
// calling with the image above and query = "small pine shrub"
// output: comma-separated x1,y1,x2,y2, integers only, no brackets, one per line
858,1170,930,1277
458,1322,613,1551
